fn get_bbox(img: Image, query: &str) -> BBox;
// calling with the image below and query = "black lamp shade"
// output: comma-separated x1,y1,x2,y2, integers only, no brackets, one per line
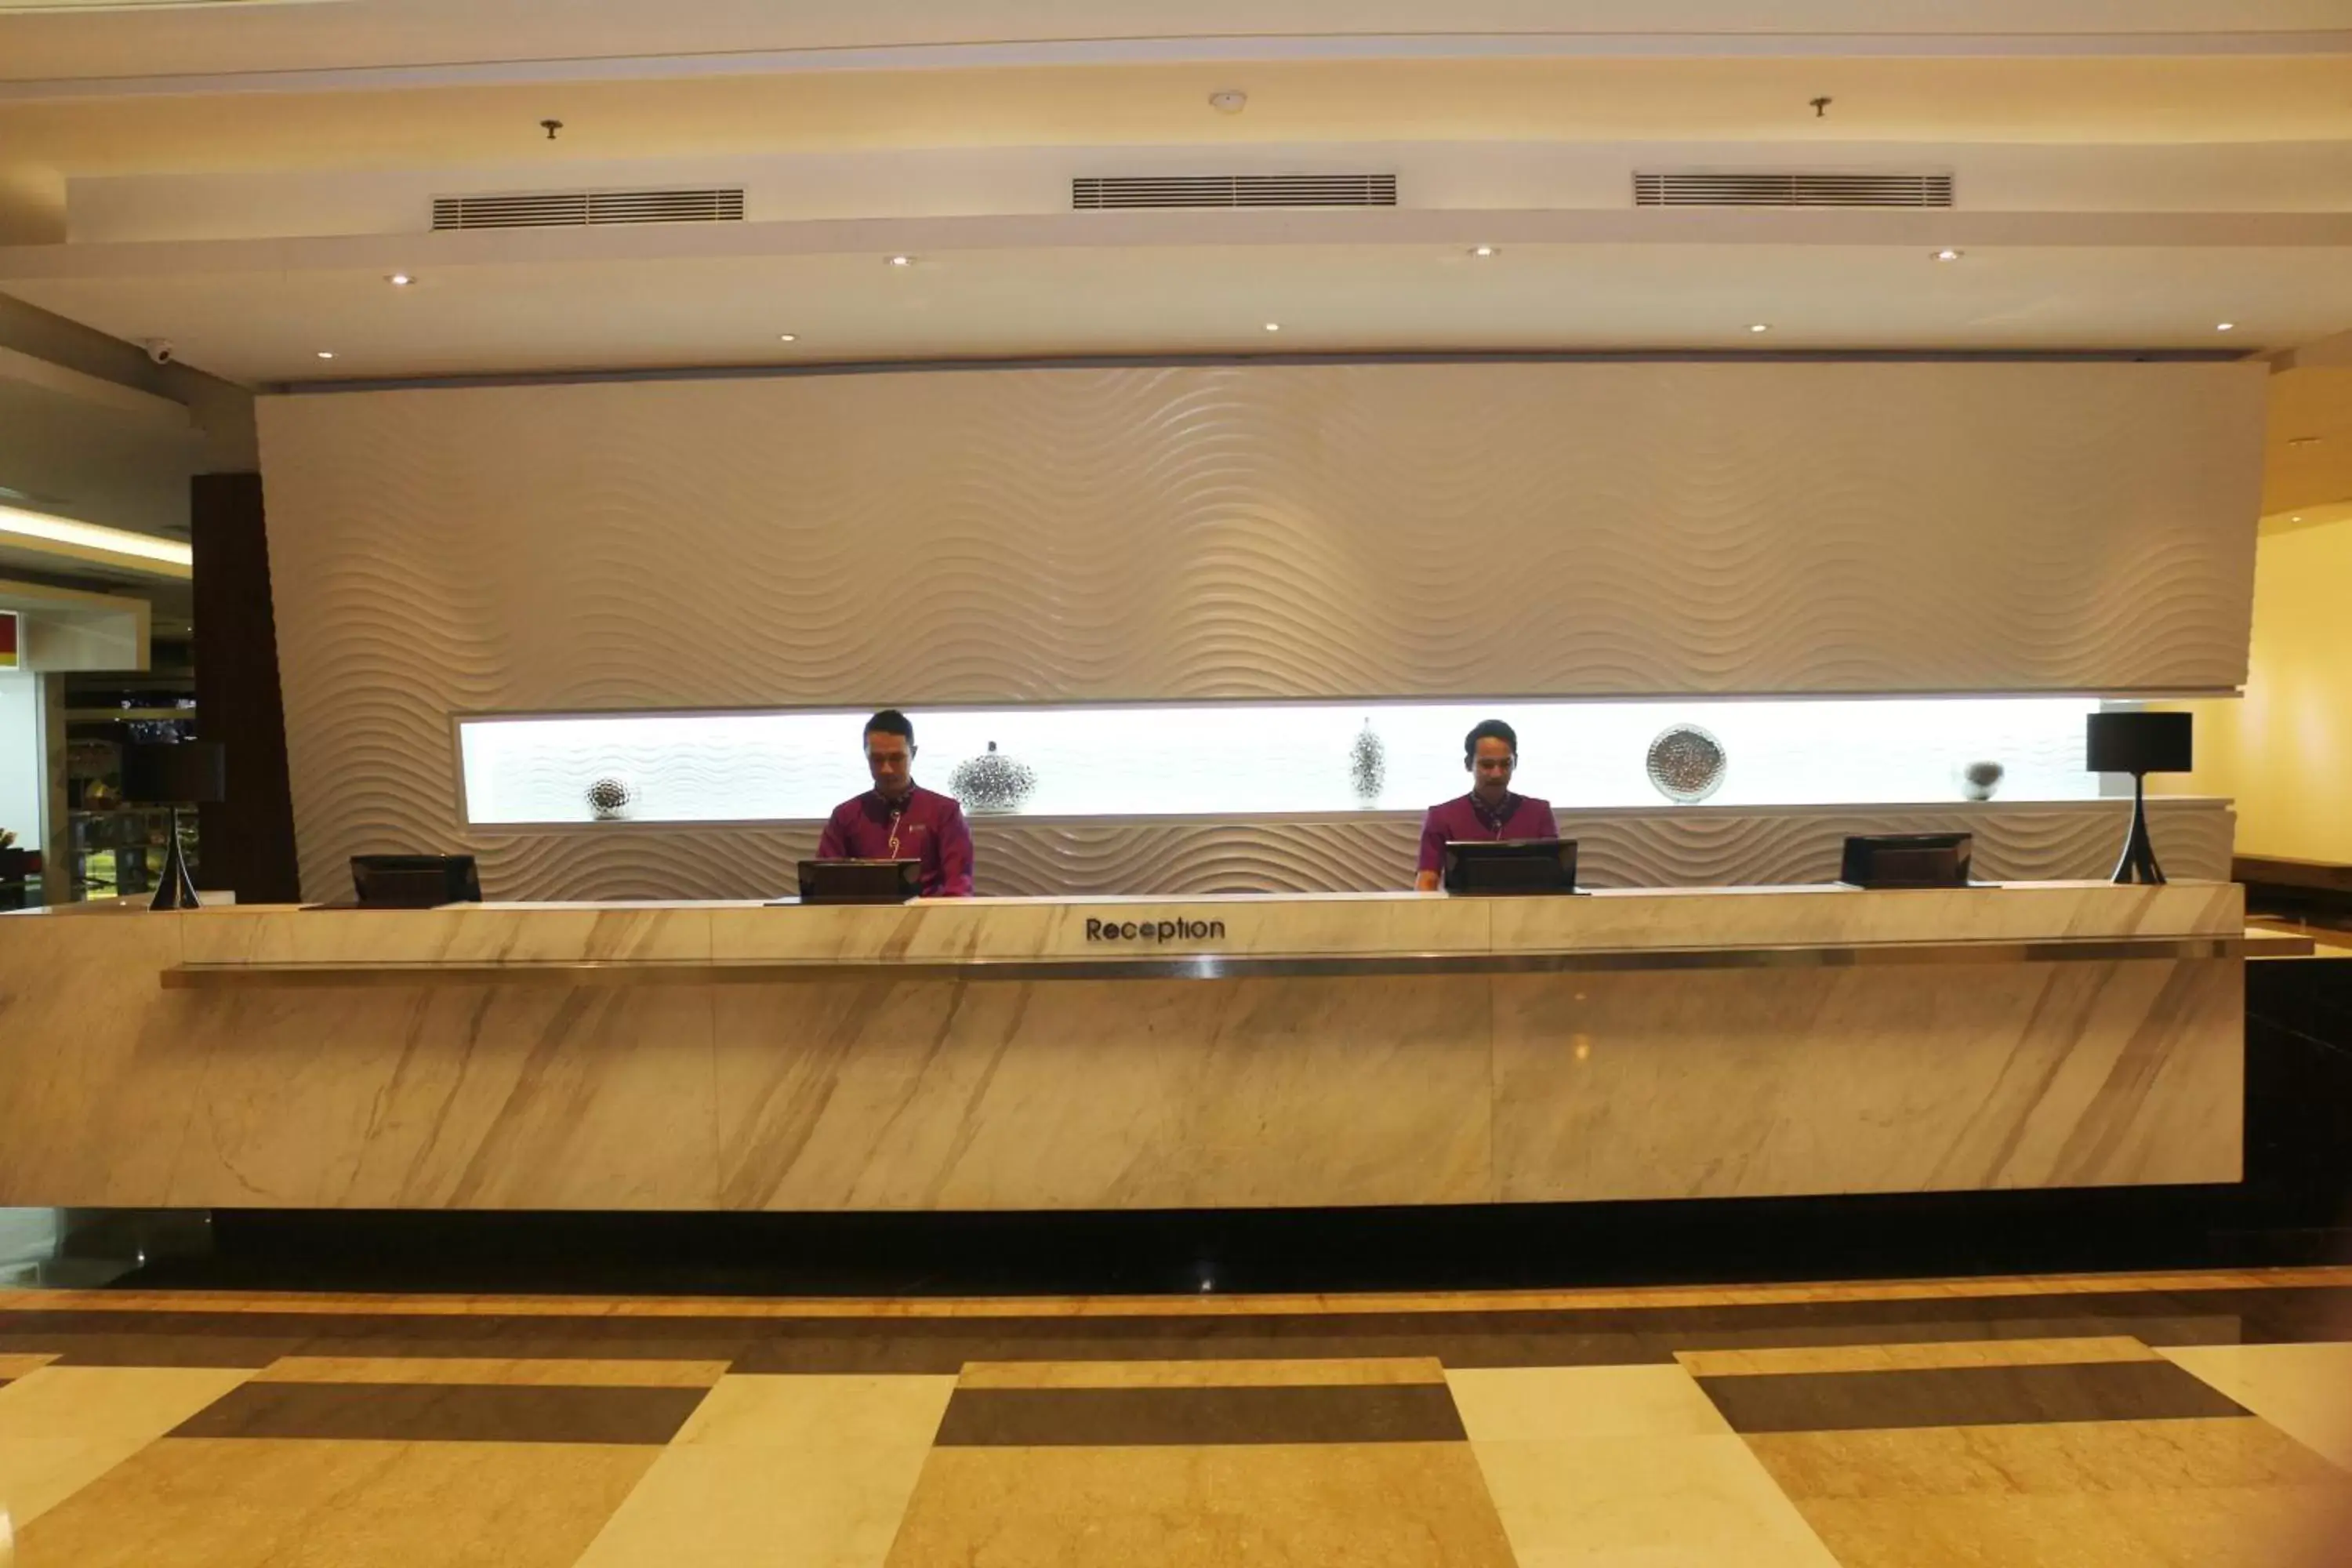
2085,711,2192,776
121,742,227,804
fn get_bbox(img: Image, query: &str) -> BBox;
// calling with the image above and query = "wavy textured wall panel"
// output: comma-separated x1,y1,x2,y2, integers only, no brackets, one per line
256,361,2260,899
448,802,2231,903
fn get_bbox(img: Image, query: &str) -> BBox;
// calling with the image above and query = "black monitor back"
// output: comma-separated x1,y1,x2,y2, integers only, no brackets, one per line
351,854,483,908
797,858,921,905
1838,833,1974,890
1443,838,1580,896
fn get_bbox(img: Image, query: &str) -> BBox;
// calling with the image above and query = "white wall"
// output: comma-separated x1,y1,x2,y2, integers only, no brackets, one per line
256,358,2264,898
0,671,45,853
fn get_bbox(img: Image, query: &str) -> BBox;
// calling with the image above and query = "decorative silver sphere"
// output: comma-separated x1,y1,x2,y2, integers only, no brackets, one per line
1646,724,1727,804
584,776,634,820
949,741,1036,814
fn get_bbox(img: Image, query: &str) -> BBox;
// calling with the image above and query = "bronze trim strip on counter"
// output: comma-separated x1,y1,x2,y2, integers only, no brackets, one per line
158,933,2297,989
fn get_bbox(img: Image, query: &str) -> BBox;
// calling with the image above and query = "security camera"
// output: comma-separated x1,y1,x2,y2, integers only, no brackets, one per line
141,339,176,365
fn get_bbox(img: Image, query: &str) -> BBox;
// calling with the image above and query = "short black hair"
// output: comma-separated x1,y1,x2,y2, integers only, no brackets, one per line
1464,718,1517,760
863,709,915,746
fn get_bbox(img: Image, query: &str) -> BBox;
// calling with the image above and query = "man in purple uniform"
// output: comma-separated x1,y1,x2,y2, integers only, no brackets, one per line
1414,718,1559,891
816,709,975,897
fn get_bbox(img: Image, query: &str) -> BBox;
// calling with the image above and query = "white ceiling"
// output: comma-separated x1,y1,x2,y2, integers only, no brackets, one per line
0,2,2344,408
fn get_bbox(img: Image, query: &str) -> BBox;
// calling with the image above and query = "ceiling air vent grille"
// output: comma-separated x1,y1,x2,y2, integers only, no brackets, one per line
1633,171,1955,209
430,187,746,230
1073,173,1398,210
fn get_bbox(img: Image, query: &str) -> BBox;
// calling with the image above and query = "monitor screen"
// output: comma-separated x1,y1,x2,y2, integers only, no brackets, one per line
1442,838,1580,896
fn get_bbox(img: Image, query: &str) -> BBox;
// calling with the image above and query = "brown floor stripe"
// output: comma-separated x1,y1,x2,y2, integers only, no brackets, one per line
1697,1359,2253,1434
931,1384,1468,1446
166,1380,710,1445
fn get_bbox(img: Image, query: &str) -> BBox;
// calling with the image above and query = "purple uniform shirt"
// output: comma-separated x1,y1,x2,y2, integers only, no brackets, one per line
1416,792,1559,876
816,784,975,897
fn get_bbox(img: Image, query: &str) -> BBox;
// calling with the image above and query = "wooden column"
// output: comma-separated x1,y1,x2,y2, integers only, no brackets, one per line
191,472,300,904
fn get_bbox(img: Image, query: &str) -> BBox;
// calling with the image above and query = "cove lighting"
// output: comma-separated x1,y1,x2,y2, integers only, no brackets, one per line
0,504,194,571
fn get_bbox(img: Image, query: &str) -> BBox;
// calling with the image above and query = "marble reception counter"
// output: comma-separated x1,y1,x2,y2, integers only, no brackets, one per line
0,883,2254,1211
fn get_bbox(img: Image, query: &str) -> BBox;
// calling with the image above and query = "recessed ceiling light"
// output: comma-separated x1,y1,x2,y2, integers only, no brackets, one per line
1470,245,1497,258
1933,248,1962,262
315,350,336,359
778,333,798,343
1263,322,1281,332
887,255,913,267
387,273,414,287
1748,323,1770,334
2216,321,2235,332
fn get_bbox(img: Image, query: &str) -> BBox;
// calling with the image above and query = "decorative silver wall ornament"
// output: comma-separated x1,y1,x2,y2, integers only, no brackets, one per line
949,741,1037,814
1646,724,1727,804
1960,760,2005,801
1347,719,1387,804
584,776,634,820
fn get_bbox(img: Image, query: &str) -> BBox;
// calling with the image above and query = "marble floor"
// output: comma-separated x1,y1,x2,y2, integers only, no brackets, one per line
2,1269,2350,1566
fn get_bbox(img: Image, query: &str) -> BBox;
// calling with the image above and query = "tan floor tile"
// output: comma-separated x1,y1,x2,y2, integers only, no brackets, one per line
1447,1366,1733,1441
0,1367,252,1526
1789,1486,2352,1568
1746,1417,2352,1501
1471,1435,1840,1567
1678,1336,2159,1378
12,1437,657,1568
2159,1344,2352,1471
960,1357,1446,1388
0,1356,56,1381
886,1442,1515,1567
573,1441,933,1568
673,1375,955,1450
255,1356,731,1387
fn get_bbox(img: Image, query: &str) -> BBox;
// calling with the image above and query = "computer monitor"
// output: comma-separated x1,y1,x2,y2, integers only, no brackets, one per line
795,858,922,906
1442,838,1580,896
350,854,482,908
1838,833,1975,890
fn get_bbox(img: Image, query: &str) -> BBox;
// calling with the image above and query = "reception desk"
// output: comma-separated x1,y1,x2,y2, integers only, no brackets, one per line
0,882,2258,1212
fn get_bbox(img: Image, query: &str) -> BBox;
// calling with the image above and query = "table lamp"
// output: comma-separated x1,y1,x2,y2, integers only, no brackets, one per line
120,742,227,910
2085,711,2192,885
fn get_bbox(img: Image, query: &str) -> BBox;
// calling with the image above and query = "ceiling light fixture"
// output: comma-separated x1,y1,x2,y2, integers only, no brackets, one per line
387,273,414,287
1748,323,1770,334
778,333,798,343
2216,321,2235,332
1263,322,1281,332
887,255,913,267
0,503,194,571
315,350,336,359
1470,245,1497,258
1933,248,1962,262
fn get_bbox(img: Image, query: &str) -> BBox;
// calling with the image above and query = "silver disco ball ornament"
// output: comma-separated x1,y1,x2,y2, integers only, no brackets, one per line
584,775,634,821
1646,724,1727,804
948,741,1036,814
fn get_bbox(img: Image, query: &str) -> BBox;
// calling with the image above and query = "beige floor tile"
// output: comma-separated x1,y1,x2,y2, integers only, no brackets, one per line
1677,1336,2159,1378
0,1367,252,1526
960,1357,1446,1388
673,1374,956,1450
13,1437,657,1568
2159,1344,2352,1470
574,1441,934,1568
1471,1435,1840,1567
1748,1417,2352,1502
886,1442,1516,1567
254,1356,731,1387
1447,1366,1733,1441
1790,1486,2352,1568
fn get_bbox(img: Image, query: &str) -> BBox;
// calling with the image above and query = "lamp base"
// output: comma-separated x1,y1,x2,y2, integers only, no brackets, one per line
2110,774,2165,886
149,804,201,910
